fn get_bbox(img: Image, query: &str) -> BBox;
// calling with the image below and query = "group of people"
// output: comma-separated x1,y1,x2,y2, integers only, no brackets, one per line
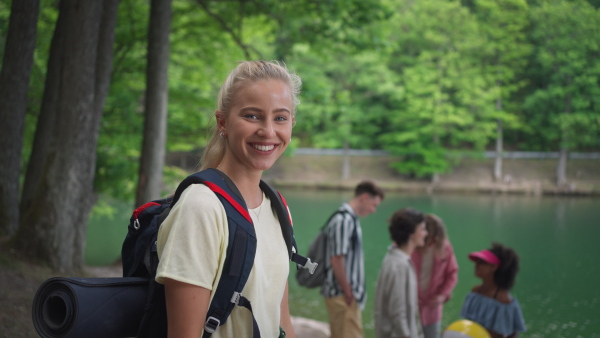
331,192,527,338
152,60,526,338
319,183,463,338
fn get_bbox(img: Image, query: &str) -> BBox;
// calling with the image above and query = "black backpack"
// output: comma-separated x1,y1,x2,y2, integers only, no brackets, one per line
121,168,314,337
295,210,355,289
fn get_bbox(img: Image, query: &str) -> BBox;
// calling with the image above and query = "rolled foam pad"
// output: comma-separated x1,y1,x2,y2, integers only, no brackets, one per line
32,277,149,338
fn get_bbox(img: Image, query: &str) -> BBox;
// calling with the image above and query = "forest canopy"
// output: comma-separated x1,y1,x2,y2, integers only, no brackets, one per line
1,0,599,199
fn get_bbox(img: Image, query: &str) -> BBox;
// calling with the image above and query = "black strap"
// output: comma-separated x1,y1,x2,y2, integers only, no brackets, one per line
214,168,245,202
323,210,357,235
260,180,313,270
259,181,294,259
171,168,246,207
238,296,261,337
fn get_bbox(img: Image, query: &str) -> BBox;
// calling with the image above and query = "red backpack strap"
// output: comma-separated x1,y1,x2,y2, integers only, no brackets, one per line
276,191,293,227
203,181,252,224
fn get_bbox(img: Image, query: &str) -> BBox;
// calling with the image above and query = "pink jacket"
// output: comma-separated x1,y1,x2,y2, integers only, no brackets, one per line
410,240,459,326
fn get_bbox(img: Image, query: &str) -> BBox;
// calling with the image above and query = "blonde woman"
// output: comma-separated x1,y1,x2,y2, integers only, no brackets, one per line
156,61,301,338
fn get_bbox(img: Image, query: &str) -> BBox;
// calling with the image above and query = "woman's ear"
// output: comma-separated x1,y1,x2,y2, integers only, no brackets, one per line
215,110,226,132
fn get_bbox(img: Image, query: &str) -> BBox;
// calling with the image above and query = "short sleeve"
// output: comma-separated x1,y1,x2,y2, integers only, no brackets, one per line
327,213,354,256
155,184,228,290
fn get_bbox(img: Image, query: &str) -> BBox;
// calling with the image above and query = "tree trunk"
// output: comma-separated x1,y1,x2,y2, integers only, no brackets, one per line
16,0,119,272
135,0,172,208
20,1,66,218
493,96,503,182
494,119,503,182
556,147,568,186
556,89,572,187
0,0,40,238
341,141,350,180
432,132,440,183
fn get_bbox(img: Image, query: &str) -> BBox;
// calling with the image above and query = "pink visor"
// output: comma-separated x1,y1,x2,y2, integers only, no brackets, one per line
468,249,501,266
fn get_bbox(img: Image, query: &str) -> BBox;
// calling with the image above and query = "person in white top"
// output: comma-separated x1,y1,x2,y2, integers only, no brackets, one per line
155,60,302,338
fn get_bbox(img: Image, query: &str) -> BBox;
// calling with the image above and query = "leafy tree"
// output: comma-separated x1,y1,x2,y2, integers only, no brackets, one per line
289,48,399,148
525,0,600,185
381,0,497,179
470,0,531,181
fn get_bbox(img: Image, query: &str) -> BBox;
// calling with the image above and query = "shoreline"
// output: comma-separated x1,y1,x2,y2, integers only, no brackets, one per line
264,155,600,197
270,179,600,196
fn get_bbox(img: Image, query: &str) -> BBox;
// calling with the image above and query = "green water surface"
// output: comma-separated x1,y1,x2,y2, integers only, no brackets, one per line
85,190,600,337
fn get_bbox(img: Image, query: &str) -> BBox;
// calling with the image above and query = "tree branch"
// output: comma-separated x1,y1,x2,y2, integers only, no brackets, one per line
195,0,262,60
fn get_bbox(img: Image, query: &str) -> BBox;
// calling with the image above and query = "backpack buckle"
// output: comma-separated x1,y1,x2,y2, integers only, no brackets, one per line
204,316,220,334
302,258,318,274
230,291,241,305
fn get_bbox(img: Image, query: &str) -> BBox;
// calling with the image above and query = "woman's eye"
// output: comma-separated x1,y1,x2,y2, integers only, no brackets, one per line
275,116,288,121
244,114,259,120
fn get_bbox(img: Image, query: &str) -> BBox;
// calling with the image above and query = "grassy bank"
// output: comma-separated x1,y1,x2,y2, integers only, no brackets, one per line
265,154,600,196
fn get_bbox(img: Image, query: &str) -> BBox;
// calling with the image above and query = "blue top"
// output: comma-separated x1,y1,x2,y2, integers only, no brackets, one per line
460,292,526,336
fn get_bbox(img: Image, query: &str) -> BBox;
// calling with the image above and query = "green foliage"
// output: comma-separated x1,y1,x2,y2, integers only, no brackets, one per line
96,0,253,200
470,0,531,125
381,0,499,177
290,46,401,149
168,0,250,152
94,0,148,200
523,0,600,151
6,0,600,200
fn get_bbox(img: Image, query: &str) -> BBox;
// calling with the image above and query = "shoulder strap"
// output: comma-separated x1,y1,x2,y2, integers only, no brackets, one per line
170,169,259,337
260,180,315,273
171,168,249,220
322,210,355,230
259,180,294,259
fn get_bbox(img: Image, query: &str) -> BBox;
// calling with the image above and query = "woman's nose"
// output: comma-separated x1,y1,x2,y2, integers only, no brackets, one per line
257,120,275,137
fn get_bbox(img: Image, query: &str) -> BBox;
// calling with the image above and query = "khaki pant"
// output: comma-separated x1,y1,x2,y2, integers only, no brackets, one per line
324,295,363,338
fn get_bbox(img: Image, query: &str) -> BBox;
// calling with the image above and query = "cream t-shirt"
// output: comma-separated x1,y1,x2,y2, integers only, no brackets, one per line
156,184,290,337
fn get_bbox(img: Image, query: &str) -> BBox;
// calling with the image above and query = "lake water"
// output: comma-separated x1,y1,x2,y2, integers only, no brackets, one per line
86,190,600,337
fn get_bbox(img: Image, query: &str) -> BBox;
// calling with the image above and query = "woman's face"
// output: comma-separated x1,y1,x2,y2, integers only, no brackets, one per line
474,259,498,279
410,221,428,247
218,79,294,173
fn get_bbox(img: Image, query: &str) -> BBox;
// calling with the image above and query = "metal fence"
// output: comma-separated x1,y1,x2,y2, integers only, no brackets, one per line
294,148,600,159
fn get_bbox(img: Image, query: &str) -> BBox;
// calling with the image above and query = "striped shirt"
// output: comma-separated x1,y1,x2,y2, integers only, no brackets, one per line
321,203,366,309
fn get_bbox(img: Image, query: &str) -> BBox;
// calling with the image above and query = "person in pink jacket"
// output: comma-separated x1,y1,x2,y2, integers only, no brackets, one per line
410,214,459,338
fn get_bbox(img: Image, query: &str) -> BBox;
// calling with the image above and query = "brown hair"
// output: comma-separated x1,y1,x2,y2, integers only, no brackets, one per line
354,180,385,200
388,208,425,246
